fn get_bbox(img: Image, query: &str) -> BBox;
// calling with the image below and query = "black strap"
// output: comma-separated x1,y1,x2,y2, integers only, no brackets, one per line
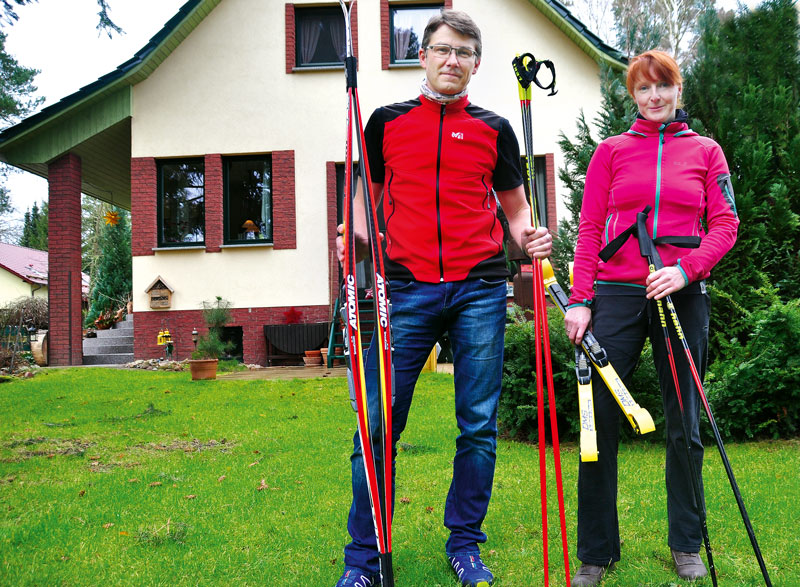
598,207,701,263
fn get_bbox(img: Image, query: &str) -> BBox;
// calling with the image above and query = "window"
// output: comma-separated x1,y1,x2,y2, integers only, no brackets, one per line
224,156,272,244
390,4,441,64
158,159,205,246
295,6,346,67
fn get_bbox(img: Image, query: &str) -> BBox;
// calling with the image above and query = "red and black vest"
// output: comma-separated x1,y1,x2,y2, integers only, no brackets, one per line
364,95,523,283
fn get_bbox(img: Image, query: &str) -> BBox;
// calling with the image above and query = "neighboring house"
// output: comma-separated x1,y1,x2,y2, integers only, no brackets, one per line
0,242,89,304
0,0,624,366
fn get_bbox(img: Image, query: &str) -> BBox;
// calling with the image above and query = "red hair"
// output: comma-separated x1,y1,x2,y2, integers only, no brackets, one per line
626,50,683,97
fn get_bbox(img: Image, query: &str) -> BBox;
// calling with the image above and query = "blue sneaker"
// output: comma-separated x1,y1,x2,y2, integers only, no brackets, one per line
334,566,379,587
449,553,494,587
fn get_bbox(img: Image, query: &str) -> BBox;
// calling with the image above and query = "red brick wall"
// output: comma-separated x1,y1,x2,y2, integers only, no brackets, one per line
134,305,329,364
286,3,358,73
545,152,557,233
131,157,157,256
381,0,452,70
326,162,340,308
48,153,84,366
272,150,296,250
204,154,223,252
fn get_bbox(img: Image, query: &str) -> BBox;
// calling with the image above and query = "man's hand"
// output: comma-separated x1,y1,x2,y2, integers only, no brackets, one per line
336,224,381,264
522,226,553,259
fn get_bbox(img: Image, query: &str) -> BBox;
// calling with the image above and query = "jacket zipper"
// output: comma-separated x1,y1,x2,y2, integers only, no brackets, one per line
653,126,666,238
436,104,445,282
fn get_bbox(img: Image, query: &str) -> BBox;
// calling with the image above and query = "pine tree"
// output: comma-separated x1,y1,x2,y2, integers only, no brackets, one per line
19,201,47,250
85,208,131,326
684,0,800,351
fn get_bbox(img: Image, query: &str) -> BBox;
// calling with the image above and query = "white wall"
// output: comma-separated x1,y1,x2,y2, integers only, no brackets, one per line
131,0,607,312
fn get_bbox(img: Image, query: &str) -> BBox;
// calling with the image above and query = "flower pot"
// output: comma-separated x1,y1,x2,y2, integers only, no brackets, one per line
189,359,218,380
303,355,323,367
320,348,328,366
304,349,322,358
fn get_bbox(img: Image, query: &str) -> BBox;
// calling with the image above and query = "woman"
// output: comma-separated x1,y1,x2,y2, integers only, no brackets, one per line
564,50,739,586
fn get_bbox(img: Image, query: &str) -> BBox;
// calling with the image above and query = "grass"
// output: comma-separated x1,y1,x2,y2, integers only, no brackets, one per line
0,368,797,586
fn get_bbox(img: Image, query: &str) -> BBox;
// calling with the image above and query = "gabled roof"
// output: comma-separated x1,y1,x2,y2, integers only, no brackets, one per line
0,241,90,294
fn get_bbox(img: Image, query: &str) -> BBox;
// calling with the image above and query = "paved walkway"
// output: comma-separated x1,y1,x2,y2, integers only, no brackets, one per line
219,363,454,380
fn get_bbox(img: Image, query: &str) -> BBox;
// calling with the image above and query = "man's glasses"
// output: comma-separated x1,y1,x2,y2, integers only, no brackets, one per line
426,44,478,61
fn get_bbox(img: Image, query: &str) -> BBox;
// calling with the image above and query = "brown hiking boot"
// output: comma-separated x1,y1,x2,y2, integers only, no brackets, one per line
571,563,613,586
671,550,708,581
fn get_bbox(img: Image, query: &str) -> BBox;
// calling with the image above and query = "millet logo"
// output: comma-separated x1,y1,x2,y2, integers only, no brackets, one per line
451,131,464,140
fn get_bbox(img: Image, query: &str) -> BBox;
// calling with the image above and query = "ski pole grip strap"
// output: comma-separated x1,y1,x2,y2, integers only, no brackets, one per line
345,56,358,89
512,53,535,89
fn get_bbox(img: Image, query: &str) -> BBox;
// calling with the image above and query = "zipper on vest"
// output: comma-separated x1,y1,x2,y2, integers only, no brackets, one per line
436,104,446,282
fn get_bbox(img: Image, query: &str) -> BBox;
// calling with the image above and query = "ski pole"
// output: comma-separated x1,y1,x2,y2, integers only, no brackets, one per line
635,206,772,586
512,53,569,587
339,1,394,585
635,209,717,585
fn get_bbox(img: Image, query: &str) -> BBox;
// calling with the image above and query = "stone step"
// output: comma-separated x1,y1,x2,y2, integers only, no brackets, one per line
83,343,134,355
84,334,133,347
83,353,135,366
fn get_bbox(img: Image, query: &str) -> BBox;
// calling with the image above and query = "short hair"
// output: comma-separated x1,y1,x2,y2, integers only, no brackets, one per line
626,50,683,97
422,10,482,58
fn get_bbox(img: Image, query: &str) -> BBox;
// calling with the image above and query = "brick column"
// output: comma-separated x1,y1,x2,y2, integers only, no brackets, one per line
272,150,296,250
205,154,223,252
48,153,84,366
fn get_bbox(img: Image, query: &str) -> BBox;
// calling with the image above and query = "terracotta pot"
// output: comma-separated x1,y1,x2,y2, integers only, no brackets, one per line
189,359,218,380
31,331,48,366
303,355,323,367
304,349,322,357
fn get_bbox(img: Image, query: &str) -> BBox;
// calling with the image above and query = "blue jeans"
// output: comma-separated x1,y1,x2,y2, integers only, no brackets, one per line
343,278,508,573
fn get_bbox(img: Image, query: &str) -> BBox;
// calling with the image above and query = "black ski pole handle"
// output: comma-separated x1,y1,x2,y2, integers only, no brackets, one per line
512,52,537,89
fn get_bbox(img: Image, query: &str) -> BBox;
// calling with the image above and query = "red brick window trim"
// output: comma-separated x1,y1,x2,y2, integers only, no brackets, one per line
286,3,358,74
381,0,451,70
272,150,297,250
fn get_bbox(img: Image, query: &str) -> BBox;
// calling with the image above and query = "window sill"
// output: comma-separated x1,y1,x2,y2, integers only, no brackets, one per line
291,64,345,73
153,245,205,252
388,62,421,69
220,243,274,249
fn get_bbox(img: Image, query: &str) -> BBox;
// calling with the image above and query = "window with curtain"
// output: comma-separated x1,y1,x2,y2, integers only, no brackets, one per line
158,159,205,246
295,6,346,67
224,156,272,244
390,4,442,64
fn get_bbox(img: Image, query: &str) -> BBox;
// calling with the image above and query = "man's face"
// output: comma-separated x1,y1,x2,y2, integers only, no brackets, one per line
419,24,480,96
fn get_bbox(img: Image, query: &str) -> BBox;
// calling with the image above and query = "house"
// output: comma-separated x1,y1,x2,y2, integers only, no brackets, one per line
0,0,624,366
0,241,89,304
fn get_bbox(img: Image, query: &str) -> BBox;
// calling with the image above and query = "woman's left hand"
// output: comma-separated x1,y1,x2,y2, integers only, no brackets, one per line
645,266,686,299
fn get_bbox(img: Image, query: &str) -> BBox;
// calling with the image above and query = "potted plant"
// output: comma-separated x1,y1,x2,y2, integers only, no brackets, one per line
189,296,234,380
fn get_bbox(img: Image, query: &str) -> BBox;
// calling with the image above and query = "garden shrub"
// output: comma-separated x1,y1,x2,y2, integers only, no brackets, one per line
707,298,800,440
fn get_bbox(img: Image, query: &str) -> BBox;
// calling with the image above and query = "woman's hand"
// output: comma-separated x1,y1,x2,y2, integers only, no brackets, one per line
645,266,686,299
564,305,591,345
522,226,553,259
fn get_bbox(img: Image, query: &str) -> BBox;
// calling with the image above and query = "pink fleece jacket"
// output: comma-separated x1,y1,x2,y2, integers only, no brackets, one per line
568,115,739,307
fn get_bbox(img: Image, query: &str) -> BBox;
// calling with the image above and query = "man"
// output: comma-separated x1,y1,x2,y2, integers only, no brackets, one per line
334,10,552,587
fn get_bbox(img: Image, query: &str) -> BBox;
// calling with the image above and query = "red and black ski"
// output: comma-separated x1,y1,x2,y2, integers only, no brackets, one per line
339,2,394,585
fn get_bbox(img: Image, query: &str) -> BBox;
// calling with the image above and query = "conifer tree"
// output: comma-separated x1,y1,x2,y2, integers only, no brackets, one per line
684,0,800,349
85,208,131,326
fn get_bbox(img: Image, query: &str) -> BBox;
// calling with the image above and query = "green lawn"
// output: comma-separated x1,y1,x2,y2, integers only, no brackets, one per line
0,368,796,585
